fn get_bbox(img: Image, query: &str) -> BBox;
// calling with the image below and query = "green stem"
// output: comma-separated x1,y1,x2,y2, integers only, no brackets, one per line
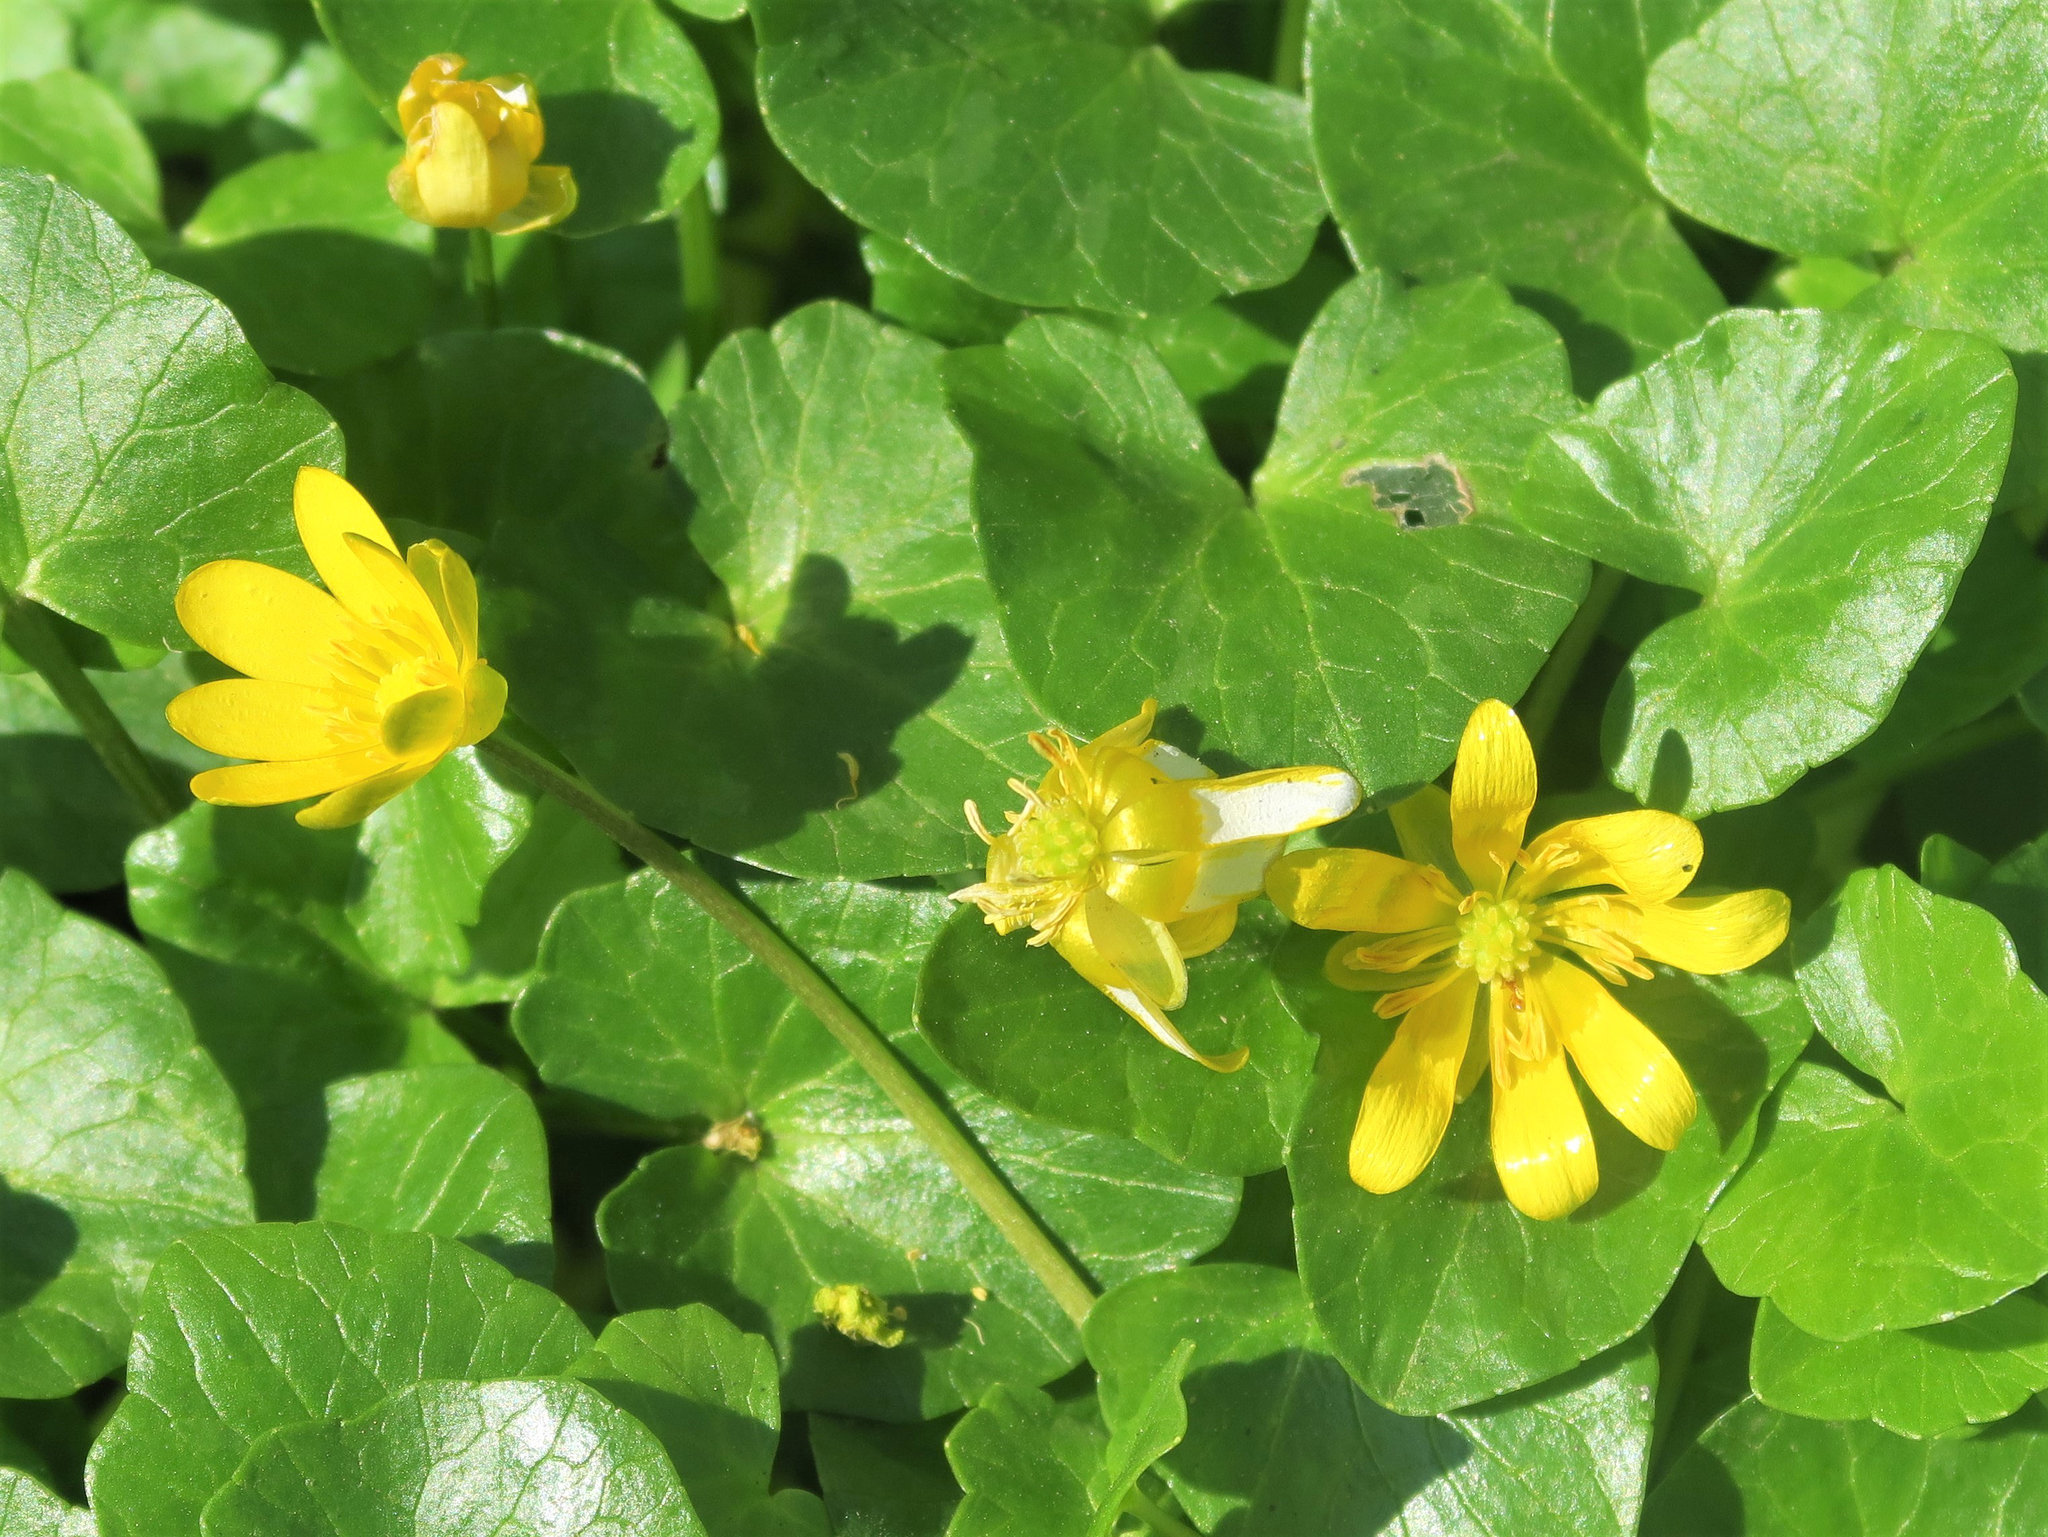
1122,1482,1200,1537
467,228,499,329
475,733,1099,1328
677,178,720,380
1800,705,2032,815
1647,1247,1714,1479
1271,0,1311,91
1518,564,1625,754
3,594,178,826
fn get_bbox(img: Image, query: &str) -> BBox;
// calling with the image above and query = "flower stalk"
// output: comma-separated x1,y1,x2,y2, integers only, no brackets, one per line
2,592,179,827
474,731,1101,1328
468,228,498,329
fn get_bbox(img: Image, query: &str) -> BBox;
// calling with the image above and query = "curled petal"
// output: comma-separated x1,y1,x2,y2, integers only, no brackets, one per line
1489,982,1597,1220
492,163,577,235
1264,846,1459,932
1450,700,1536,895
1635,890,1791,974
1350,972,1480,1193
176,560,366,690
458,661,508,747
1053,891,1241,1072
345,535,457,666
1538,955,1696,1151
1524,811,1703,903
408,540,481,668
297,758,436,830
1104,839,1278,923
1104,767,1358,855
380,684,465,759
1168,902,1237,959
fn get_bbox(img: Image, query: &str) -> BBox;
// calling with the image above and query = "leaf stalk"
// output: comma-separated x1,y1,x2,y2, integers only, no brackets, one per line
678,177,721,380
1518,563,1625,754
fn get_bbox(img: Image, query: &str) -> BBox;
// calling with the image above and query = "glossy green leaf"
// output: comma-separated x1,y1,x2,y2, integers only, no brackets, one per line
200,1377,704,1537
516,872,1238,1421
753,0,1321,318
316,1065,552,1284
82,0,284,130
1703,867,2048,1337
86,1222,592,1537
159,144,431,377
0,168,341,649
1308,0,1723,386
1851,518,2048,770
1750,1290,2048,1440
809,1416,960,1537
1642,1396,2048,1537
0,70,158,232
1287,941,1811,1413
661,301,1043,877
569,1307,829,1537
0,1470,91,1537
945,1359,1190,1537
1974,832,2048,988
861,233,1026,350
1520,309,2014,814
0,869,251,1399
312,0,719,236
0,653,205,893
0,0,70,83
250,41,391,153
915,902,1316,1177
947,272,1586,797
1086,1264,1658,1536
1648,0,2048,350
126,802,467,1219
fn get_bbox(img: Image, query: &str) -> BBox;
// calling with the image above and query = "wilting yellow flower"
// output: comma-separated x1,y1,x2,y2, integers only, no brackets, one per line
1267,700,1789,1221
387,53,577,234
954,702,1359,1071
166,467,507,830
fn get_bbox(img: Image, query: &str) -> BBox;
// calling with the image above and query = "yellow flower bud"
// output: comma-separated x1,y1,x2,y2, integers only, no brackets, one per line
387,53,577,235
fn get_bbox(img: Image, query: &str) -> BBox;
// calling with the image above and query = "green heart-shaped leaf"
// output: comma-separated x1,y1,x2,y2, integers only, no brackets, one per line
947,272,1587,797
1521,309,2014,814
0,869,251,1399
1702,867,2048,1337
753,0,1322,317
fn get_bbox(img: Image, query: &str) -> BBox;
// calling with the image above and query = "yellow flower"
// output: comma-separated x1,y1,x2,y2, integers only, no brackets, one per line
166,466,507,830
387,53,577,234
1266,699,1789,1221
954,701,1359,1071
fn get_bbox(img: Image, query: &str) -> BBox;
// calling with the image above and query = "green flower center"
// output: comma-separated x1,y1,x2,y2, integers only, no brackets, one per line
1010,799,1100,882
1456,894,1535,983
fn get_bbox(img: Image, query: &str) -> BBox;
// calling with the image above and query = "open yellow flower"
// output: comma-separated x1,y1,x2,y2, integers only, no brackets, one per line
1266,699,1789,1221
388,53,577,234
166,466,507,830
954,701,1359,1071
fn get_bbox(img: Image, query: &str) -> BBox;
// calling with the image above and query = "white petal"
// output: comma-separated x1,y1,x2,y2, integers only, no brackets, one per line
1189,769,1360,844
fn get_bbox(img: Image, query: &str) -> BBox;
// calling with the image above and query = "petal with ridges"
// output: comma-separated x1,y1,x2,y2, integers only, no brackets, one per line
294,467,399,623
190,748,394,809
176,560,366,690
166,679,372,762
1074,888,1186,1010
1350,972,1480,1193
1539,955,1696,1150
1265,846,1458,933
1524,810,1703,903
1052,898,1241,1071
408,541,480,667
1634,890,1790,974
1490,985,1598,1220
296,759,434,830
1451,700,1536,894
415,100,496,226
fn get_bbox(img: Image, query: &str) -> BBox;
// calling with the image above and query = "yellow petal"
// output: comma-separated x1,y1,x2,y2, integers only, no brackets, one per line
1539,956,1697,1151
408,540,480,668
1489,984,1597,1220
296,759,434,830
1349,972,1479,1193
1322,937,1445,994
397,53,465,137
1634,890,1790,974
1052,892,1242,1072
491,163,577,235
1338,926,1460,975
176,560,365,690
1062,888,1187,1010
1524,811,1703,903
1090,700,1159,756
1389,783,1459,877
166,679,372,762
343,535,457,666
1265,846,1459,933
1168,902,1236,959
1104,838,1279,922
1103,768,1358,855
414,100,497,227
294,467,399,622
457,661,508,747
1450,700,1536,895
380,684,464,760
388,158,430,224
190,749,394,809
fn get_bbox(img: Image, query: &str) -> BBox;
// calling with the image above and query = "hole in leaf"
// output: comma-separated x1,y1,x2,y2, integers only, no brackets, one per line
1343,454,1472,532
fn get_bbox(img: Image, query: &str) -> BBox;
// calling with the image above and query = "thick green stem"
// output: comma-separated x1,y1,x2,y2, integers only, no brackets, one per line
1647,1247,1715,1479
3,595,178,826
1122,1481,1201,1537
1518,564,1626,754
677,179,721,379
467,228,499,329
1800,705,2032,815
476,733,1099,1327
1271,0,1311,91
